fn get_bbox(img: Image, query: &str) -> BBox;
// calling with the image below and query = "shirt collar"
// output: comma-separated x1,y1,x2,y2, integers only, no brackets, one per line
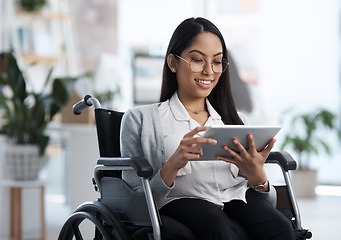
206,98,221,120
169,92,221,121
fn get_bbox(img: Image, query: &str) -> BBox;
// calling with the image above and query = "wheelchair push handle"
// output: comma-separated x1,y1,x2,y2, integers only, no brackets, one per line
73,95,102,115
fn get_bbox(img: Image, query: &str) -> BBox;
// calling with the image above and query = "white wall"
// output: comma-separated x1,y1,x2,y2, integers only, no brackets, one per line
259,0,340,120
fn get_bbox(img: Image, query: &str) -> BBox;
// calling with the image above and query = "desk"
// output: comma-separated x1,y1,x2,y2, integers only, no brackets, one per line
3,180,45,240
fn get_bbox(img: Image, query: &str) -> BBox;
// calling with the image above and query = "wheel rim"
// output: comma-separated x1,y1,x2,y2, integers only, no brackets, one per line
58,201,129,240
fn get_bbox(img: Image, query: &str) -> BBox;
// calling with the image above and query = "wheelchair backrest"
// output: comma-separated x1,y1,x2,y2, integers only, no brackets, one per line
95,108,124,158
95,108,124,179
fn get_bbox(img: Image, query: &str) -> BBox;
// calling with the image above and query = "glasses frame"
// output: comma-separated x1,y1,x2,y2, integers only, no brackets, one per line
174,54,228,73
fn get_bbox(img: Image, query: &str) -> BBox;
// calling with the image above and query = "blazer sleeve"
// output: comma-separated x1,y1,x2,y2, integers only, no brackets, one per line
120,109,145,191
120,107,172,209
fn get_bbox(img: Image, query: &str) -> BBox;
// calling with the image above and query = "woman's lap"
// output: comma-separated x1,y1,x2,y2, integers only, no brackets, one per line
160,198,248,240
159,189,295,240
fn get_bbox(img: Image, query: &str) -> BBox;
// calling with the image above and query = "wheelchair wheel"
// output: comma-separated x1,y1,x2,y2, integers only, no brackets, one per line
58,201,130,240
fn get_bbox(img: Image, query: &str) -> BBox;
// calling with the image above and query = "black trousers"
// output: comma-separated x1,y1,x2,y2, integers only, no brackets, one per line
159,189,295,240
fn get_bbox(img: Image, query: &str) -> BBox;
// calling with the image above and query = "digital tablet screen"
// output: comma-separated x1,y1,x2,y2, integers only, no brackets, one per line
194,125,281,161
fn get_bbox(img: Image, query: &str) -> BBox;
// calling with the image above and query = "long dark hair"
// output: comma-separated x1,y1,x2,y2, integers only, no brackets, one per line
160,17,243,125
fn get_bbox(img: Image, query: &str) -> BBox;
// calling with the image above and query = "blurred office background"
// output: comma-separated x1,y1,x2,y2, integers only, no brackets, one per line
0,0,340,239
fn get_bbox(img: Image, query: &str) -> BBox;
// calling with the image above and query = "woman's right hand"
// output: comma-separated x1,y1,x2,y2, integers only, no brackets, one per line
160,126,217,187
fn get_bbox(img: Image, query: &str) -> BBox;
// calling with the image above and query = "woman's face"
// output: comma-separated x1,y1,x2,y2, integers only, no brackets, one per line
175,31,223,101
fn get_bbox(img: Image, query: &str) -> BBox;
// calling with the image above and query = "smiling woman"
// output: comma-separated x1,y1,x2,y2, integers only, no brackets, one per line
120,17,295,240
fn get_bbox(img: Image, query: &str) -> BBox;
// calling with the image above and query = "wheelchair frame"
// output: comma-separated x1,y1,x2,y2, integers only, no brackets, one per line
58,95,312,240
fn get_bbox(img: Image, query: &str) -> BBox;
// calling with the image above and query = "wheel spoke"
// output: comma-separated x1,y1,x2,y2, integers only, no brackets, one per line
71,223,83,240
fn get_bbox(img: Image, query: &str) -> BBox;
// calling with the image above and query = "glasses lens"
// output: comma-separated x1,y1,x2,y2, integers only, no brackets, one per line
212,59,228,73
189,59,205,73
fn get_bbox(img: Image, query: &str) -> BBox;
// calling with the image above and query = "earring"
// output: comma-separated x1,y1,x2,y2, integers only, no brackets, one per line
172,68,176,72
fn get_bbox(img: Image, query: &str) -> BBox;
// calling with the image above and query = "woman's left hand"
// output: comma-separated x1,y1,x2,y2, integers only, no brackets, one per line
216,134,276,190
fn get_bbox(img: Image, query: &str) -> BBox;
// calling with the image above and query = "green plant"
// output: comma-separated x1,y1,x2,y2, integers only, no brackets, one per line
0,51,75,156
17,0,47,12
281,109,340,170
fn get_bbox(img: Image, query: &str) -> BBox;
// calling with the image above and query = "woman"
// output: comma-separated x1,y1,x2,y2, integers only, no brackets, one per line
120,17,295,240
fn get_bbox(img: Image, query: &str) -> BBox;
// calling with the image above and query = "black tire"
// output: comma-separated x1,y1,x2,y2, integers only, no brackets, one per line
58,201,130,240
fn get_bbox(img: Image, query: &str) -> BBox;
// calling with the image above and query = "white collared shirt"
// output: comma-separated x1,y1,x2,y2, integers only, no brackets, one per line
159,92,249,208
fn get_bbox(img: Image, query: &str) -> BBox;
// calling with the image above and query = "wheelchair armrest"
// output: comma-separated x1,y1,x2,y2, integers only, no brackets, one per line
265,151,297,171
97,157,153,178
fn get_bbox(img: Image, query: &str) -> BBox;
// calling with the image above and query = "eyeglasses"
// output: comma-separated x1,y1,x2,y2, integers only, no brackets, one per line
175,54,228,73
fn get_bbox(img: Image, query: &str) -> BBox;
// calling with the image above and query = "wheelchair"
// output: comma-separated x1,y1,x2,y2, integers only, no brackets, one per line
58,95,312,240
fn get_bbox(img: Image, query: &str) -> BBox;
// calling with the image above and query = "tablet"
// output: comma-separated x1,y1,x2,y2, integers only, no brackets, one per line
194,125,281,161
